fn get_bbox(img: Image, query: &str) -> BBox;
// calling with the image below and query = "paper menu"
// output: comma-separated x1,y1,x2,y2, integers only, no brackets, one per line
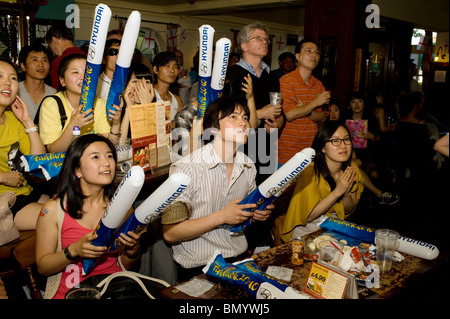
304,261,358,299
129,101,172,172
346,119,368,149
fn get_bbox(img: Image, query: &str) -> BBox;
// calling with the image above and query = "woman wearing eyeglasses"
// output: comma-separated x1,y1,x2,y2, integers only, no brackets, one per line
280,120,364,242
96,39,121,101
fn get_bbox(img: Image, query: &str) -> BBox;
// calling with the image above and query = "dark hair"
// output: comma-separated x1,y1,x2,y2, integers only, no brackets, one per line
0,57,18,77
278,52,295,62
202,96,250,143
57,53,87,90
345,91,371,118
329,97,340,108
152,51,178,70
398,91,423,118
55,134,117,219
126,63,152,84
107,29,123,39
295,38,318,54
18,43,50,66
45,24,74,44
311,120,353,191
103,39,121,58
328,97,342,122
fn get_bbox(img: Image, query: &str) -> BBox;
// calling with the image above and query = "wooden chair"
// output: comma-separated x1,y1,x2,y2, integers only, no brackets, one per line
12,232,42,299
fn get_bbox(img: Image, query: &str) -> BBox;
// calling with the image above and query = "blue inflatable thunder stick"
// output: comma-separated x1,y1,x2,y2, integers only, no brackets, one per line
223,148,315,233
105,10,141,119
79,3,111,121
81,166,145,274
108,173,191,252
210,38,231,102
197,24,215,119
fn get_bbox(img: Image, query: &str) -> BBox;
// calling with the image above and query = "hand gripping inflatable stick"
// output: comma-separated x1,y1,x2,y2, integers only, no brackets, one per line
108,173,191,252
223,148,315,233
106,11,141,119
210,38,231,102
80,4,111,121
197,24,215,119
82,166,145,274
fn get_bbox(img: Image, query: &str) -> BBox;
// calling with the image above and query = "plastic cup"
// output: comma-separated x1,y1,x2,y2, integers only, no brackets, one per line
118,137,131,146
116,138,132,162
318,240,342,262
375,229,400,272
269,92,283,105
66,288,100,299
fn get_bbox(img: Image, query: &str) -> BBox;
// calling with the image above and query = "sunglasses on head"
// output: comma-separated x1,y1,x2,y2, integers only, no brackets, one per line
107,48,119,56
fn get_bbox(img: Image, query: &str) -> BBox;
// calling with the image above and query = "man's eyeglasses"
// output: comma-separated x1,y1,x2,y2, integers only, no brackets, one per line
249,36,271,44
302,48,321,56
327,137,352,146
107,48,119,56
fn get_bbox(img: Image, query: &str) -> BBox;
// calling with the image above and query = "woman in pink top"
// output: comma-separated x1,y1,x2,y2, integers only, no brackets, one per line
36,134,142,299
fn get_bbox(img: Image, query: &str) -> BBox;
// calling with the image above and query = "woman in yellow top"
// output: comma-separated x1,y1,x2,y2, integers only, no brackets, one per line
0,58,47,230
38,54,123,153
280,120,364,242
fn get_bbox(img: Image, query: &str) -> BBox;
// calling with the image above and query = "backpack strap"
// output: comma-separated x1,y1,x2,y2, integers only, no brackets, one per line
35,95,67,130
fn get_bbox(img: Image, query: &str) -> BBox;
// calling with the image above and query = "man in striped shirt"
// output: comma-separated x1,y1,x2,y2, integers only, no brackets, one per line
278,39,331,164
161,96,273,282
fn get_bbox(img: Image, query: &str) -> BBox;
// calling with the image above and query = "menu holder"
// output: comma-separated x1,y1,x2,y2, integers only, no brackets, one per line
128,101,172,172
304,260,358,299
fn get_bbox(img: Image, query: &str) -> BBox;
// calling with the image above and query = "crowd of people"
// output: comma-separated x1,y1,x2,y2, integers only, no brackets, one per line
0,21,447,299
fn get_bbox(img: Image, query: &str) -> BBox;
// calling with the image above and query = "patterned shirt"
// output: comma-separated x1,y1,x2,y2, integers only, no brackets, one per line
236,57,271,78
278,69,325,164
163,143,257,268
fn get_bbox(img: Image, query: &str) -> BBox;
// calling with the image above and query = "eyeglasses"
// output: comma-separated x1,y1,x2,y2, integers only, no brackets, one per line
107,48,119,56
327,137,352,146
302,48,321,56
249,36,271,44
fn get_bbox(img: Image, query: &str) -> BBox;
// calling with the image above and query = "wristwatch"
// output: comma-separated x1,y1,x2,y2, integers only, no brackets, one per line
64,245,77,261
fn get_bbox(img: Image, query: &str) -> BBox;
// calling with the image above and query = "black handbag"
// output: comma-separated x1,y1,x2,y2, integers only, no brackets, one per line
66,271,170,299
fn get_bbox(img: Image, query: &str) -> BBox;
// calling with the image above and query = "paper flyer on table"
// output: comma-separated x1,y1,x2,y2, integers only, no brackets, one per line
129,101,172,172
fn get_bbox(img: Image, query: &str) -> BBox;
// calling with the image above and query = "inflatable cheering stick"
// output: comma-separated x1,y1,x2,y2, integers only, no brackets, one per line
396,235,439,260
108,173,191,252
210,38,231,102
80,3,111,124
224,148,315,233
82,165,145,274
197,24,215,119
318,217,440,260
106,10,141,119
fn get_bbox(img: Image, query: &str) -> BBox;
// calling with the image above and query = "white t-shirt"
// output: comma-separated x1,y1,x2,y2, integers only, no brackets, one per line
154,90,179,121
96,72,112,101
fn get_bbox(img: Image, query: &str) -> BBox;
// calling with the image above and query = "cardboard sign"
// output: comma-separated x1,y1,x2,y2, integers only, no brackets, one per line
304,262,349,299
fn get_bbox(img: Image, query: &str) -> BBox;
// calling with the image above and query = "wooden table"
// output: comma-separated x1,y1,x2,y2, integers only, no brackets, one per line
161,230,448,299
114,163,170,185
